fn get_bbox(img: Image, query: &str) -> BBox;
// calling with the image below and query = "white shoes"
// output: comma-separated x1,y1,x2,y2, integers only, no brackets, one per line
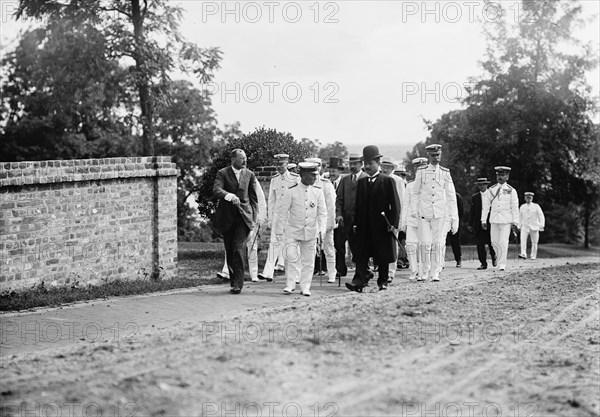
283,288,294,294
301,290,311,297
408,272,418,281
431,274,440,282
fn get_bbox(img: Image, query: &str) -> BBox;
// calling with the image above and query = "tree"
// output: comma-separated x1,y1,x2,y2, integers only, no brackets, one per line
0,20,138,160
318,141,349,164
15,0,222,155
196,127,313,219
407,0,598,245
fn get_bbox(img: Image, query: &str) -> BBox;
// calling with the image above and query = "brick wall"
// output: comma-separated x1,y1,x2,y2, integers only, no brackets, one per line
0,157,179,291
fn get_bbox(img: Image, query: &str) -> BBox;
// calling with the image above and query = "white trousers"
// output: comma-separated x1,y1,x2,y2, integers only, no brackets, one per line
283,238,316,293
520,227,539,259
405,224,422,276
262,221,285,279
222,225,260,279
418,217,445,277
490,223,512,269
388,229,399,278
323,229,336,280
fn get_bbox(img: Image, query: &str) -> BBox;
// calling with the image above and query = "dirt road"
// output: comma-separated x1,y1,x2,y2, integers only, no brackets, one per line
1,258,598,417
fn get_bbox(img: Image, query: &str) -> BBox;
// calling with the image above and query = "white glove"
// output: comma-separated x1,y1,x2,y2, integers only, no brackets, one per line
450,217,459,235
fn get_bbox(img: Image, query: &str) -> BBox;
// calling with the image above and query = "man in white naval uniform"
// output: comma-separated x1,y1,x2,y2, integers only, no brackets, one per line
258,154,298,282
274,162,327,296
519,192,545,260
411,144,458,281
305,157,337,283
481,166,519,271
217,180,267,281
400,157,428,280
380,156,405,282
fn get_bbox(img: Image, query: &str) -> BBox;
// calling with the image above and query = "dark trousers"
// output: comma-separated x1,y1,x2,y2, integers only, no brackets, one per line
223,216,250,289
334,227,348,276
354,259,388,288
475,229,496,267
397,231,408,262
446,229,462,262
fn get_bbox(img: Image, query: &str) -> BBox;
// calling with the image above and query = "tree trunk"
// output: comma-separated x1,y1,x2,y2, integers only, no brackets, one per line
584,201,590,249
131,0,154,156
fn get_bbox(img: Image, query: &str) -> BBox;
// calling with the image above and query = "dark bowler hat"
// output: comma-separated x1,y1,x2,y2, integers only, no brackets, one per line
474,177,491,184
329,157,345,170
361,145,383,162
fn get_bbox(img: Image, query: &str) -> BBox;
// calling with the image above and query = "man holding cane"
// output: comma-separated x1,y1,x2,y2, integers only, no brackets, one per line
346,146,400,292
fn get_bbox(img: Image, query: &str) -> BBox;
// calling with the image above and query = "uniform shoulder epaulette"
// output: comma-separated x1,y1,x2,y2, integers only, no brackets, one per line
440,166,449,172
506,184,513,190
289,172,299,177
417,165,427,170
313,184,322,189
321,178,331,183
408,179,415,184
271,173,281,179
288,183,298,189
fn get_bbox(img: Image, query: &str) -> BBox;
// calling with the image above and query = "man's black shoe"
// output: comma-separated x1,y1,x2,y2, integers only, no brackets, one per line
477,265,487,270
230,287,241,294
345,283,363,292
378,285,387,291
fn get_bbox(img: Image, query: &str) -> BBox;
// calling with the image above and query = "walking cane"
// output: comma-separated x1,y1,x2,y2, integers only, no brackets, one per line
250,223,261,252
380,212,401,245
317,232,323,286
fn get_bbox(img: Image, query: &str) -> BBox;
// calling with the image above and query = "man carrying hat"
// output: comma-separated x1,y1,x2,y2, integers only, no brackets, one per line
519,192,545,260
411,144,458,282
468,178,497,269
401,157,428,280
258,154,298,282
481,166,519,271
274,162,327,296
212,149,259,294
381,156,405,282
305,157,337,283
329,157,348,279
336,152,368,278
346,145,400,291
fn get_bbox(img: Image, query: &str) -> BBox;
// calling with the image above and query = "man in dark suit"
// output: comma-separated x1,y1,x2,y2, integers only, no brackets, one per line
346,146,400,291
468,178,497,269
445,192,464,267
335,153,367,277
213,149,258,294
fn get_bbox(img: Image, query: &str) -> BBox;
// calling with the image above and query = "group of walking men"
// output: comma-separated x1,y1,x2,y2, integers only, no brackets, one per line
212,145,545,295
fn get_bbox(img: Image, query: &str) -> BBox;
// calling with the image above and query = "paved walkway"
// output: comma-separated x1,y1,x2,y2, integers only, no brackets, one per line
1,256,597,358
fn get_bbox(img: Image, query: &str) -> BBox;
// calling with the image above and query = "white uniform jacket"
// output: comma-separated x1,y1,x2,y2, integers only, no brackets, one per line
274,182,327,241
401,181,419,229
411,164,457,220
519,203,545,231
390,173,405,220
267,171,299,223
315,177,336,230
481,183,519,226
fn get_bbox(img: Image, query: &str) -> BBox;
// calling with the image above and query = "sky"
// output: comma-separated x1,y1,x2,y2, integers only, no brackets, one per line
1,0,599,149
